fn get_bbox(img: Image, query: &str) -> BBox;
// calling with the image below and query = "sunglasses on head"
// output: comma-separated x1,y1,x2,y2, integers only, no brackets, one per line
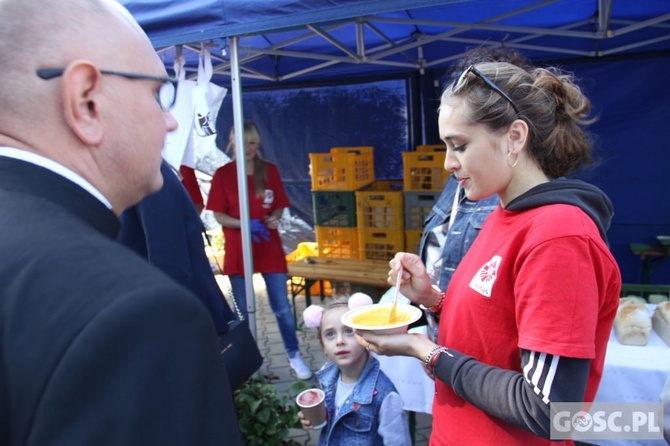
453,64,520,114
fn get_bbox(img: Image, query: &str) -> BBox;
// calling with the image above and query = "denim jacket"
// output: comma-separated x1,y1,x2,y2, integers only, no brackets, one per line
316,356,398,446
418,176,499,291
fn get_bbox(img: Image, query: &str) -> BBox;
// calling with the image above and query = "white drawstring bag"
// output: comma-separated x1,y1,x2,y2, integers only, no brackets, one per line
193,45,227,160
162,54,197,171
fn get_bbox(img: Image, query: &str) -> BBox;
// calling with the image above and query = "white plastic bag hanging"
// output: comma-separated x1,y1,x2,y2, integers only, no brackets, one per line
193,45,227,160
162,52,197,170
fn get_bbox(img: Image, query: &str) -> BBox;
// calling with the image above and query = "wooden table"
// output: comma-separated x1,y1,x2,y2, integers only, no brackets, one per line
287,256,390,323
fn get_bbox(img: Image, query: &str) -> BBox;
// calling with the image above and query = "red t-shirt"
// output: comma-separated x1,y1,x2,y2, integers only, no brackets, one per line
179,165,204,208
432,204,620,445
206,161,290,276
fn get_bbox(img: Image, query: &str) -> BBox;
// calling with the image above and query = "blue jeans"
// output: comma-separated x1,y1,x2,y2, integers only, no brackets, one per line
229,273,300,357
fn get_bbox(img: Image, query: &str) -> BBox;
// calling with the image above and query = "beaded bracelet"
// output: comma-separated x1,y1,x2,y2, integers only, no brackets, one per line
420,284,445,314
424,345,445,368
424,346,452,373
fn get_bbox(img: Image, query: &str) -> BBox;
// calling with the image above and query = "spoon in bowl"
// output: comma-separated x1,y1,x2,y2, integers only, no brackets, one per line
388,264,403,323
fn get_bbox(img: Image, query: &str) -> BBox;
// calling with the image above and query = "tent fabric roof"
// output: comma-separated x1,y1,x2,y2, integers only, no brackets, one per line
121,0,670,85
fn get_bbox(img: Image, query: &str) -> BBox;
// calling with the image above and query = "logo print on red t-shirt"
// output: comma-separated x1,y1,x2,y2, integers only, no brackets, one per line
262,189,274,209
469,255,501,298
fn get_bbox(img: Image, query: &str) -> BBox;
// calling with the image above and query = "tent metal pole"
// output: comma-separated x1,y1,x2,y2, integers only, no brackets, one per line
230,35,258,341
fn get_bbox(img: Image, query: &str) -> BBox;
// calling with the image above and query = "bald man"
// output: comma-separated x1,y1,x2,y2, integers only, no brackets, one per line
0,0,242,444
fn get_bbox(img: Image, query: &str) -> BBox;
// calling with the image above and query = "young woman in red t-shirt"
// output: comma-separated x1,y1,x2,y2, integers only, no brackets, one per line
357,63,621,445
207,121,312,380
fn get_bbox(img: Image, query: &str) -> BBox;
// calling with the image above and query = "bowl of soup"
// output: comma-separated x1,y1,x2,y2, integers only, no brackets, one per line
341,303,422,335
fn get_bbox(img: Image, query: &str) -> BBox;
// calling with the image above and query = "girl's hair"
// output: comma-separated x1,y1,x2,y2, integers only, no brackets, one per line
315,296,349,345
303,293,373,348
227,121,267,198
441,62,595,178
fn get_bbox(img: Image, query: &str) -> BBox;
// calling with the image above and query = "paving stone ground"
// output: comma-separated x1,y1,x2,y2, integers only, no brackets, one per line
218,274,433,445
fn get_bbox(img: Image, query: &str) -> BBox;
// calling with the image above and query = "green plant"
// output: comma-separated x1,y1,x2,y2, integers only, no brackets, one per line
234,376,308,446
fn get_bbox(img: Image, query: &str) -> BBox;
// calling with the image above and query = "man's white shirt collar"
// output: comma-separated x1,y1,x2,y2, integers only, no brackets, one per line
0,146,113,209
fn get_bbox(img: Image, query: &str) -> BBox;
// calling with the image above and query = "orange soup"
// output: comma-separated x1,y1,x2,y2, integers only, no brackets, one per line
351,306,411,326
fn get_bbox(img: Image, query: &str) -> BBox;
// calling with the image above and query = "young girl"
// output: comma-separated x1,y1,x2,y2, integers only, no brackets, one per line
299,294,411,446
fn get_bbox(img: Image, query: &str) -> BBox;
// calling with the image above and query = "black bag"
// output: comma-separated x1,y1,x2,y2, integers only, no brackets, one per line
204,230,263,389
218,318,263,390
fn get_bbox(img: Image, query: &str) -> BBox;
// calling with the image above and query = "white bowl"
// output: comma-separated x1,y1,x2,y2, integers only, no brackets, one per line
341,303,422,335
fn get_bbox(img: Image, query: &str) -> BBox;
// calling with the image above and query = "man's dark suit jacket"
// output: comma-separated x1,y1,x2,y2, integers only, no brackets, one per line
0,156,242,445
118,160,236,335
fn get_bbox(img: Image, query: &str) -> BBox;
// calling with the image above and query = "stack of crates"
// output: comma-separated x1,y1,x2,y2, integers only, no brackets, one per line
310,147,375,259
356,180,404,260
402,145,448,254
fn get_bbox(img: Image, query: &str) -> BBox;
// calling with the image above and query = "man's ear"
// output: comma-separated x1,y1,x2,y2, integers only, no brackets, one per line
508,118,529,154
60,61,104,146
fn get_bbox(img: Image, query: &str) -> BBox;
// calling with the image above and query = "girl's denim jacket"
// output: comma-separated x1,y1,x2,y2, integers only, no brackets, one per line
418,177,498,341
316,355,398,446
419,177,499,291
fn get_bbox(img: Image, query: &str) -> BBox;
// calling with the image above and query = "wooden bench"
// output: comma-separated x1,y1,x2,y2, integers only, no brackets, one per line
629,242,667,284
620,283,670,301
288,257,390,287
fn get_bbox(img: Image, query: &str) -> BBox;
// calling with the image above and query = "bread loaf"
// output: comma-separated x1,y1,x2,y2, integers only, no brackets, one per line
614,297,651,345
648,293,669,305
652,301,670,347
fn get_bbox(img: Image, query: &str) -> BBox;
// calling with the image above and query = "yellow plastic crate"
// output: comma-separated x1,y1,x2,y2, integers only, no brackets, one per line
315,226,360,259
358,228,404,261
405,229,423,255
329,146,374,155
402,151,449,191
355,181,404,230
417,144,446,152
309,146,375,191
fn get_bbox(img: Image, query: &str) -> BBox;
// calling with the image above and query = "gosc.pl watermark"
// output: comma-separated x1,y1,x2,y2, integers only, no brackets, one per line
550,402,664,440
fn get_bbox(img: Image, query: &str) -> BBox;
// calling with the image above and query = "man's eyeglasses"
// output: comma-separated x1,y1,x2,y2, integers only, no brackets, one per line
453,65,520,114
36,67,178,111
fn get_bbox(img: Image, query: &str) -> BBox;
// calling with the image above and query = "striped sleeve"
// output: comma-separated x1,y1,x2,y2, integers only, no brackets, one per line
523,351,560,405
433,348,591,438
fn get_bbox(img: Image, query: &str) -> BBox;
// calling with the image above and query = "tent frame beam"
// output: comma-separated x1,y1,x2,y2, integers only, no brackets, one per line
153,0,670,85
